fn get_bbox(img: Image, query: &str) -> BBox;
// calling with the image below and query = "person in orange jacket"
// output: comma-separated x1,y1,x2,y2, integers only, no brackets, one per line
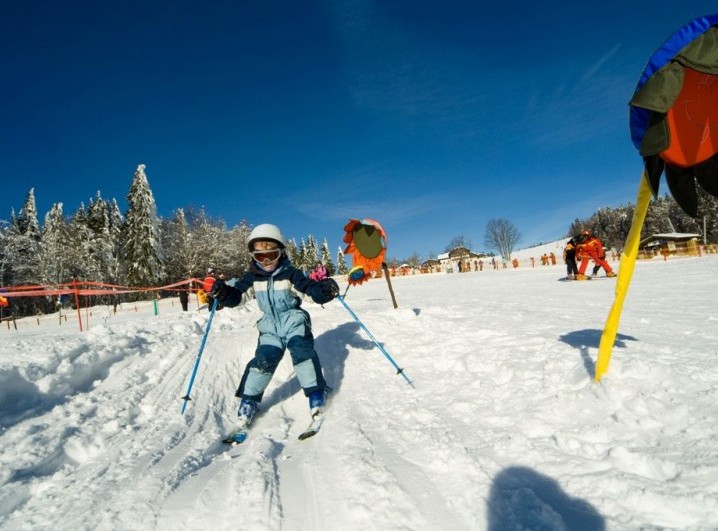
575,231,615,280
203,268,221,309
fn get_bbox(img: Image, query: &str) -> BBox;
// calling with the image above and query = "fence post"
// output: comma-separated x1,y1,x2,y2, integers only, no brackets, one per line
73,278,83,332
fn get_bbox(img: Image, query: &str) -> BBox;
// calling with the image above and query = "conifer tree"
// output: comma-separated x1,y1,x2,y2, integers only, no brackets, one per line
162,208,192,281
67,203,91,279
336,246,348,275
320,238,335,276
6,189,42,285
124,164,164,286
40,203,73,285
107,199,124,283
286,238,300,266
304,235,319,271
86,192,114,282
226,221,252,278
0,219,9,286
184,207,224,277
298,237,309,272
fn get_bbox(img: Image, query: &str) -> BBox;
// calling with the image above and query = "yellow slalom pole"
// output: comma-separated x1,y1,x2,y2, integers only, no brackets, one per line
595,173,652,382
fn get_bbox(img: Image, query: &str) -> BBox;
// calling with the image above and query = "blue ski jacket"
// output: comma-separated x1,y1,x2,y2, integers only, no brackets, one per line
221,257,332,346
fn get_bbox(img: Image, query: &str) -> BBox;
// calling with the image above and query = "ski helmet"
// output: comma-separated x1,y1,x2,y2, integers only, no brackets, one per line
247,223,287,251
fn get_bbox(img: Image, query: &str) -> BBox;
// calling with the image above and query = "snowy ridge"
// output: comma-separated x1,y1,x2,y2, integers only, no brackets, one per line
1,256,718,529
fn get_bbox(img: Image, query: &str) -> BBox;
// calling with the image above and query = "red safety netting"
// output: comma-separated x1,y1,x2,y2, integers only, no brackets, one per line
0,278,209,331
0,278,204,299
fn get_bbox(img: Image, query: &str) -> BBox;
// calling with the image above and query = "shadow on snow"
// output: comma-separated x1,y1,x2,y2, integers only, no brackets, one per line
558,329,638,378
260,321,375,410
487,466,605,530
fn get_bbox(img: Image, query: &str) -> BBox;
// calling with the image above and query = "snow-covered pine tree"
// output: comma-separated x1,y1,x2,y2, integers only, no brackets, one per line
0,218,9,286
642,195,673,237
697,189,718,243
6,189,42,286
161,208,192,281
226,221,252,278
124,164,164,287
298,238,309,272
184,207,224,277
66,203,91,280
40,203,73,286
320,238,335,276
336,246,348,275
304,235,319,272
4,190,43,314
86,192,115,283
107,199,124,283
286,238,301,266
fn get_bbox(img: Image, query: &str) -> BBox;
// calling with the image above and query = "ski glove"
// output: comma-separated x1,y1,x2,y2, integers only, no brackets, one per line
319,278,340,299
209,279,230,302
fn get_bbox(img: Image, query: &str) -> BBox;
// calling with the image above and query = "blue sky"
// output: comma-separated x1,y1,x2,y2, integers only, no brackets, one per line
2,1,716,261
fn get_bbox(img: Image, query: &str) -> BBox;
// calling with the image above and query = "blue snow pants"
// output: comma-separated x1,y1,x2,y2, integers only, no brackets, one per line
235,308,326,401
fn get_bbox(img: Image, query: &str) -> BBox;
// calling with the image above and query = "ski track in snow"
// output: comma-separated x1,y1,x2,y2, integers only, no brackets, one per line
1,255,718,529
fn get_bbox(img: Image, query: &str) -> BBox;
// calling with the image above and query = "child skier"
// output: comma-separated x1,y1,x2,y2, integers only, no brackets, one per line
209,223,340,439
563,238,579,279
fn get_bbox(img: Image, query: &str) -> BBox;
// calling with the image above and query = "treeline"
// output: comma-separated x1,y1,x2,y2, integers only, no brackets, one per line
1,165,347,317
567,188,718,249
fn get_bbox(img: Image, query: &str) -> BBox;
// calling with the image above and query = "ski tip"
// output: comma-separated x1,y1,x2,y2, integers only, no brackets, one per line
222,431,248,445
298,430,319,441
298,415,324,440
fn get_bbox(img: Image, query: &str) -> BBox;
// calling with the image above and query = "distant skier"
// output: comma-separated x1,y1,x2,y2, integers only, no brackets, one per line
203,268,219,309
178,289,189,312
575,230,615,280
209,223,340,439
309,261,328,281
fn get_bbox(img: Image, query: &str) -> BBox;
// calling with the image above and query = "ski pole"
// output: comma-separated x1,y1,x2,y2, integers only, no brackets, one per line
181,298,219,413
336,295,413,387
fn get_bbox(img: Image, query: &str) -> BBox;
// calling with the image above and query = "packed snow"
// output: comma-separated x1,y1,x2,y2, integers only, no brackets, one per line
1,254,717,530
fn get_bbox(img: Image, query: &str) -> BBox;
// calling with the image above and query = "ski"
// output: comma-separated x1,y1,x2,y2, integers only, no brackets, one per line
298,413,325,440
222,417,252,445
222,429,248,445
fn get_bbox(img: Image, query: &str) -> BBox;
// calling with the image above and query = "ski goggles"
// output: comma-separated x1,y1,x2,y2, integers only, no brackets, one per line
251,249,282,262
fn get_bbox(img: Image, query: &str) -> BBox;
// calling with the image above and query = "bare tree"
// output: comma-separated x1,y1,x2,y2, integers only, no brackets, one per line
445,235,472,252
484,218,521,261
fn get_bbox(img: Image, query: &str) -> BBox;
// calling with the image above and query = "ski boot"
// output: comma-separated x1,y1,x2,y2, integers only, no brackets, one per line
237,398,258,425
223,398,258,444
308,390,326,418
575,274,589,281
606,271,616,278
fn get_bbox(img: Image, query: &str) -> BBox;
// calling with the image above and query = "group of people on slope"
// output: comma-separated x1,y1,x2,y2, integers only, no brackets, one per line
563,230,616,280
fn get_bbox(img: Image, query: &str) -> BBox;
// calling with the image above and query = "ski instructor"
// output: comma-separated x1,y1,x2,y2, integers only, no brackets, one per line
209,223,340,441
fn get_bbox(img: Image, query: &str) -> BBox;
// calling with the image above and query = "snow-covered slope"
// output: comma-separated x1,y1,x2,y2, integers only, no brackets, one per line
1,256,717,530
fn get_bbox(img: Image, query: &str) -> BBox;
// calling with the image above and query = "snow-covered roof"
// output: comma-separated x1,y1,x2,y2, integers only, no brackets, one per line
646,232,700,239
640,232,701,246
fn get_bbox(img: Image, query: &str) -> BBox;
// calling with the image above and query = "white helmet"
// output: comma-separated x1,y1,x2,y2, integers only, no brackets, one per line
247,223,287,251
